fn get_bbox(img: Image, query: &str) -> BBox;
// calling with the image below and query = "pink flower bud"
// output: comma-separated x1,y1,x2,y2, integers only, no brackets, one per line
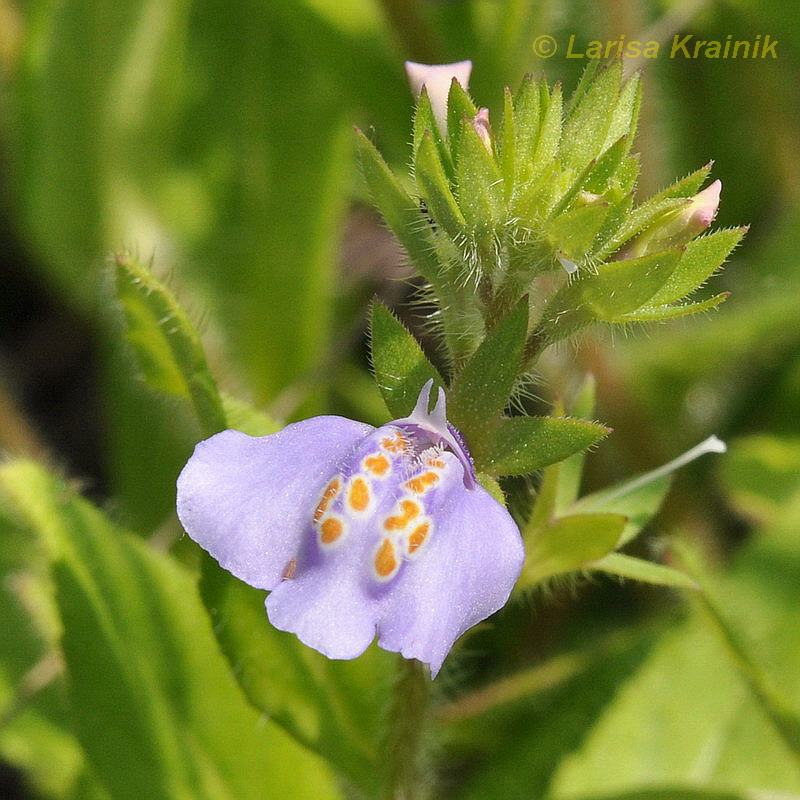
471,107,492,152
404,60,473,134
620,179,722,258
684,179,721,234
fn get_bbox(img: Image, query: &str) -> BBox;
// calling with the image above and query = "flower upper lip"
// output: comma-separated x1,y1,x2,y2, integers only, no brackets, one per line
396,380,476,489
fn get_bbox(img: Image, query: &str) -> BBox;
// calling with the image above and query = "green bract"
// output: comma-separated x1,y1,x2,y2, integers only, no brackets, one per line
358,62,745,370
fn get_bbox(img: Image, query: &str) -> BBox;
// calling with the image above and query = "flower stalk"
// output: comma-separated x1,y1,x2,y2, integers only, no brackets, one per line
382,657,433,800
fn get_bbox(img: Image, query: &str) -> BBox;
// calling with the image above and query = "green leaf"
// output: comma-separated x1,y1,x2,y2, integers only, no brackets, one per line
415,131,466,240
474,416,609,476
583,249,683,320
567,790,753,800
550,520,800,797
413,87,452,178
447,300,528,449
595,197,686,259
539,249,683,343
512,161,559,222
719,434,800,525
552,136,628,216
590,553,698,590
577,474,671,549
522,513,628,586
500,86,516,201
458,624,660,800
615,154,641,196
455,118,504,234
547,202,611,262
618,292,729,322
355,129,442,287
0,461,341,800
561,61,623,172
446,77,479,155
220,393,281,436
654,162,715,202
604,70,642,152
593,191,634,255
676,541,800,759
510,76,539,184
572,435,726,546
566,60,602,115
0,499,89,799
582,136,630,196
647,227,746,306
370,300,444,419
114,252,226,437
532,81,562,179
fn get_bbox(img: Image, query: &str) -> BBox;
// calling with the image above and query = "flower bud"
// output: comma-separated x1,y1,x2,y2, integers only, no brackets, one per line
622,180,722,258
471,107,492,152
405,60,473,134
684,179,721,233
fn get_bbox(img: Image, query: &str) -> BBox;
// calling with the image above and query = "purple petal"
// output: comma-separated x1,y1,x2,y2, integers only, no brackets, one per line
176,417,372,590
376,456,524,677
267,558,377,660
265,425,412,659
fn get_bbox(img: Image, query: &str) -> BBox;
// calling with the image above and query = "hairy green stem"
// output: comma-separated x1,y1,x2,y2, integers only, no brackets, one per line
521,326,547,369
438,285,478,374
382,657,432,800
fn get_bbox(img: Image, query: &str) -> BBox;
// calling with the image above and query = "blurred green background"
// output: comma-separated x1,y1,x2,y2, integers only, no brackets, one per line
1,0,799,798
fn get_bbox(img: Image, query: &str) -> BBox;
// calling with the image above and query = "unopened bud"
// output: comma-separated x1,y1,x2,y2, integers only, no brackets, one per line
471,107,492,152
622,179,722,258
683,179,721,234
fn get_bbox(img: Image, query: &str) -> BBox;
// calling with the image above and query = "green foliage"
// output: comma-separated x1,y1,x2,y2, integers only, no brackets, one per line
446,299,528,448
416,131,468,241
523,513,628,585
356,129,444,289
647,228,746,306
474,415,609,476
369,300,444,419
367,61,739,374
0,461,341,800
114,252,227,437
200,557,391,797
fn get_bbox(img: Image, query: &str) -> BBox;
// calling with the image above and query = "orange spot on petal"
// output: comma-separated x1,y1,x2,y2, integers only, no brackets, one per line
364,453,390,476
408,521,430,554
384,498,421,530
381,433,407,454
374,538,399,579
348,476,371,512
320,516,344,544
404,471,440,494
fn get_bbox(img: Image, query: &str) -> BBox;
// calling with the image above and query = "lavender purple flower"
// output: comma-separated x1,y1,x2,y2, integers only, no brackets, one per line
177,381,524,676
